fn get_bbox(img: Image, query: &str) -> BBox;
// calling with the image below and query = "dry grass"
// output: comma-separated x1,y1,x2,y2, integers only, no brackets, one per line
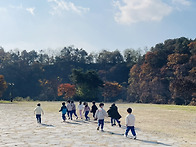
116,103,196,143
17,101,196,145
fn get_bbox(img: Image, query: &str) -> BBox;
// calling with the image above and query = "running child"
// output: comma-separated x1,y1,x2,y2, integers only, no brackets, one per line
71,101,78,119
91,101,98,119
95,103,107,131
78,101,83,119
83,102,90,121
34,103,44,124
67,100,73,120
124,108,136,139
107,103,121,127
59,102,67,122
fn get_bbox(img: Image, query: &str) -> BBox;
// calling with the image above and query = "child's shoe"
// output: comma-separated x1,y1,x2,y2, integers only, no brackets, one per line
97,127,99,130
124,134,127,138
119,124,121,127
133,136,136,139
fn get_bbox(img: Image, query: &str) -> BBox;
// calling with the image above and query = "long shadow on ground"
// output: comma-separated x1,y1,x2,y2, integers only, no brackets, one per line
105,131,172,146
136,139,172,146
65,121,82,125
41,123,55,127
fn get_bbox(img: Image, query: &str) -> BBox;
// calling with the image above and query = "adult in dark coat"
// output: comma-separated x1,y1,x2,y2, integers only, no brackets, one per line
107,103,121,127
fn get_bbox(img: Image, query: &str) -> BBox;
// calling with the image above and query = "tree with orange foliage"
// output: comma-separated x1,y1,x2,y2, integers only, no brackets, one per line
58,83,76,99
188,41,196,54
0,75,7,97
102,82,122,102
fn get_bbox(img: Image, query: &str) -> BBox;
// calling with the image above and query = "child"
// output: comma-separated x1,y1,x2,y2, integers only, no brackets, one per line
91,101,98,119
67,100,73,120
59,102,67,122
107,103,121,127
124,108,136,139
34,103,44,124
71,101,78,119
83,103,90,121
78,101,83,119
95,103,107,131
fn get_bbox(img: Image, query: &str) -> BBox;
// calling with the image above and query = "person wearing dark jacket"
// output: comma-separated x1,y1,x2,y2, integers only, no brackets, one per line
107,103,121,127
59,102,67,122
91,101,98,118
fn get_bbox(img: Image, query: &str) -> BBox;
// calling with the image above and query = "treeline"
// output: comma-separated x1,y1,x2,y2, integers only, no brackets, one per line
128,37,196,105
0,37,195,105
0,45,140,101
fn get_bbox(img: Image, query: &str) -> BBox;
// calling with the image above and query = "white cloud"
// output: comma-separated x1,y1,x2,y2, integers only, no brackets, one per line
26,7,35,15
48,0,89,15
114,0,173,25
172,0,191,6
9,4,36,16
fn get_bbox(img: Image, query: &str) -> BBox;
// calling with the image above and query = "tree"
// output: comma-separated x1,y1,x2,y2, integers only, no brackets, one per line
102,82,122,102
188,41,196,55
0,75,7,97
124,49,142,67
39,77,62,100
58,83,76,99
170,78,195,105
70,69,103,101
167,53,189,66
96,50,124,64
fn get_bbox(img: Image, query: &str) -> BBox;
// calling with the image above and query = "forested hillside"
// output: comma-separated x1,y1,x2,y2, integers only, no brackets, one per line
0,37,195,105
128,37,196,105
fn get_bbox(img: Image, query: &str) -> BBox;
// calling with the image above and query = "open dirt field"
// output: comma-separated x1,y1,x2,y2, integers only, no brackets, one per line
0,102,196,147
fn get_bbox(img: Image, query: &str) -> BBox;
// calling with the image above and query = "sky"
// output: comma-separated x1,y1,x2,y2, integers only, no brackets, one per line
0,0,195,53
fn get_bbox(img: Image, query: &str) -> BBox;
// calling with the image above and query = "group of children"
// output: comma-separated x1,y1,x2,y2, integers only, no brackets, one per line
34,101,136,139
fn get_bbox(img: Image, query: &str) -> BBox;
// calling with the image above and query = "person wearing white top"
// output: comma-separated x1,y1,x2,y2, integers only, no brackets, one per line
124,108,136,139
78,101,84,119
95,103,107,131
67,100,73,120
34,103,44,123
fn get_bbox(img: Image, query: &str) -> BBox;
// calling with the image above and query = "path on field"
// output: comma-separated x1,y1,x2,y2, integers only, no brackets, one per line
0,103,179,147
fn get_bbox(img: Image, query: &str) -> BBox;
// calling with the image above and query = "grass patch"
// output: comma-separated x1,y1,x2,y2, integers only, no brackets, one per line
151,104,196,112
0,100,12,104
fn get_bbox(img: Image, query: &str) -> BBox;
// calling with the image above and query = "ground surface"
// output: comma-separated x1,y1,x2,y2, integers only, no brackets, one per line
0,102,196,147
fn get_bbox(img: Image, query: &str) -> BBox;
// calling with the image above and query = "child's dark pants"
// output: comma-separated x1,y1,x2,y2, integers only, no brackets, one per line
93,112,96,118
36,114,41,123
85,111,90,120
72,110,78,118
98,119,104,130
62,114,66,121
125,126,136,136
111,118,120,125
67,111,72,120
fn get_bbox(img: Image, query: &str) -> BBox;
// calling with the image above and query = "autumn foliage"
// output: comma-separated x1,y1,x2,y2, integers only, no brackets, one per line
58,83,76,99
0,75,7,97
0,37,195,104
128,37,196,105
102,82,122,102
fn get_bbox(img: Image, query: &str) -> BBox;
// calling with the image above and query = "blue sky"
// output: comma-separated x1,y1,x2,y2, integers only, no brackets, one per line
0,0,195,53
